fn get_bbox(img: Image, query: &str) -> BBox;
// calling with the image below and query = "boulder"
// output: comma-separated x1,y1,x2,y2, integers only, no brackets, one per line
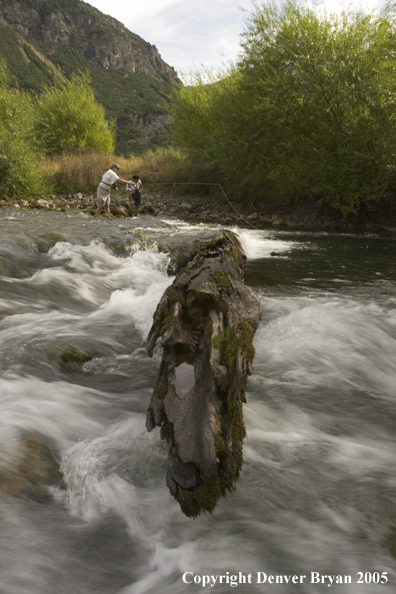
180,202,192,211
47,344,93,373
35,199,50,209
0,436,62,502
139,202,156,215
111,205,128,217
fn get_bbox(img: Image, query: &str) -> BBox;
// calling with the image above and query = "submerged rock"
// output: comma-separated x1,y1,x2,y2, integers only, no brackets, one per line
47,344,93,373
0,436,62,502
146,231,262,517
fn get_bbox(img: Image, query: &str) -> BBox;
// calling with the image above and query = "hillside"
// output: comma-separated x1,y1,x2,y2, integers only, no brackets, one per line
0,0,181,155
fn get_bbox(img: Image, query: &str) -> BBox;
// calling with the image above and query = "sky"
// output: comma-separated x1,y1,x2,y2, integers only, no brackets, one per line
84,0,384,77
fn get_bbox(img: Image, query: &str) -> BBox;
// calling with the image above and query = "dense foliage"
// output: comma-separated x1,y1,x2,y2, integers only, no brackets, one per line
0,62,118,199
174,2,396,215
0,60,47,199
35,72,115,155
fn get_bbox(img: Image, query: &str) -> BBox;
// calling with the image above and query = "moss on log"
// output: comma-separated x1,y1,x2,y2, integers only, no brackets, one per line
146,231,262,517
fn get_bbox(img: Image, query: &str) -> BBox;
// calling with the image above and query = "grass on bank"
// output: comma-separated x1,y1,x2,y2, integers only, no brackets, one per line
41,148,218,196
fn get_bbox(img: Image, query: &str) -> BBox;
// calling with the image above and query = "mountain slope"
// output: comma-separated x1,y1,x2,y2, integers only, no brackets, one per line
0,0,181,155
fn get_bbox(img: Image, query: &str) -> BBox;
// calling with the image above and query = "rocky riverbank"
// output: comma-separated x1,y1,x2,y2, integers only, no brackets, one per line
1,192,396,234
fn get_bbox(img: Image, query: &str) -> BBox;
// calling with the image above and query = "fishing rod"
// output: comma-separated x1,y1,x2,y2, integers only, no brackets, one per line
143,182,260,230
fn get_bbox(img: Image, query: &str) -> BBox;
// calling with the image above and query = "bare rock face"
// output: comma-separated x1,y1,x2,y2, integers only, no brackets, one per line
146,231,262,517
0,0,178,81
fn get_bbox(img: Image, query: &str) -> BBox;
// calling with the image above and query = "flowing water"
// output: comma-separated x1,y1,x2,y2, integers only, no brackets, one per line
1,209,396,593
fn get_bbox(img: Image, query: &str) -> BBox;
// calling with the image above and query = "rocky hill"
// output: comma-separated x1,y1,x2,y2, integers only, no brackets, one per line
0,0,181,155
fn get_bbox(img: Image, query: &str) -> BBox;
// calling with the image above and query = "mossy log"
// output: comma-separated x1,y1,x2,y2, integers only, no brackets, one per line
146,231,262,517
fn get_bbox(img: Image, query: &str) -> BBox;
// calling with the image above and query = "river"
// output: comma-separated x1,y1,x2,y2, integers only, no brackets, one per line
1,208,396,593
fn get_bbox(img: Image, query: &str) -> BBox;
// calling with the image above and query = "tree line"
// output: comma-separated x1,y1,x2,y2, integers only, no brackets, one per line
173,1,396,215
3,0,396,215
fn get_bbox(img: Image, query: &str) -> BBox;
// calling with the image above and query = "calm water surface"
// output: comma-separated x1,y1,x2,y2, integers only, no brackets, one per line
1,209,396,593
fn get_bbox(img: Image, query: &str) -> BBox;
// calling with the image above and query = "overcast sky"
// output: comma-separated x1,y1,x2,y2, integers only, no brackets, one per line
84,0,384,77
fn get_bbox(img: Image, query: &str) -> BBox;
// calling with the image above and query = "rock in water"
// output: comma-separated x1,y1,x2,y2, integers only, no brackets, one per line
146,231,262,517
0,437,62,502
47,344,93,373
111,205,128,217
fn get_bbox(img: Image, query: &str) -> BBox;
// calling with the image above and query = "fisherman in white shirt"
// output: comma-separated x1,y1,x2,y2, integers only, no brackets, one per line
96,163,131,215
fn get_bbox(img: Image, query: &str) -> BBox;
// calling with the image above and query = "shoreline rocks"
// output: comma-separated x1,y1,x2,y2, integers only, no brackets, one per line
0,193,395,234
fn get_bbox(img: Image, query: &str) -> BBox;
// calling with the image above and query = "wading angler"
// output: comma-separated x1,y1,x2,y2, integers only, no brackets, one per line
96,163,131,215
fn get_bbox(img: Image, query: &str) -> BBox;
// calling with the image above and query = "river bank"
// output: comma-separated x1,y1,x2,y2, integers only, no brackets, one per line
2,192,396,234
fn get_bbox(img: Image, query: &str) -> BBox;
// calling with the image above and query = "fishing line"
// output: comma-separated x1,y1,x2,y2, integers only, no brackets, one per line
144,182,260,230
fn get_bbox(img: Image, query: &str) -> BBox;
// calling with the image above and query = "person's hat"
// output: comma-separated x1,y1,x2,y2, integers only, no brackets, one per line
111,163,121,169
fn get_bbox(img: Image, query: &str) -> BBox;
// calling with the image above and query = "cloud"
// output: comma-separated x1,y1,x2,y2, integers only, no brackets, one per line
85,0,253,72
84,0,386,73
85,0,181,22
309,0,383,13
131,0,253,72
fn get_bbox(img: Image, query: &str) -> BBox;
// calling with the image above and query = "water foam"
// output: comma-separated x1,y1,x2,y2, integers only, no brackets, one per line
0,374,105,449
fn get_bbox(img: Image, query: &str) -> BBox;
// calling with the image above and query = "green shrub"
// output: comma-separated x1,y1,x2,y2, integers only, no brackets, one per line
34,71,115,156
0,60,47,199
235,1,396,214
174,2,396,215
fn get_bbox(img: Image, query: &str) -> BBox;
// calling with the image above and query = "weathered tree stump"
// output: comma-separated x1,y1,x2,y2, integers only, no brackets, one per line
146,231,262,517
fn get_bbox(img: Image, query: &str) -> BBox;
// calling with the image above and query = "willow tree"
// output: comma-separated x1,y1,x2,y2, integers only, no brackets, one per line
234,1,396,213
174,2,396,214
35,72,115,156
172,71,227,185
0,60,47,199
